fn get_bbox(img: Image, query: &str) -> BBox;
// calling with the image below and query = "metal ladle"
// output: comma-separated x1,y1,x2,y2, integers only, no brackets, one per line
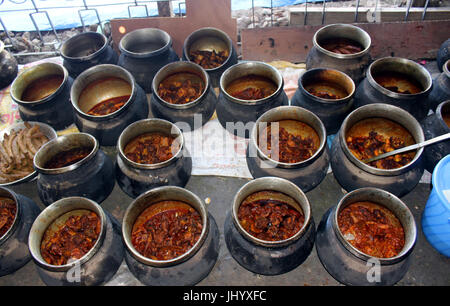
362,132,450,164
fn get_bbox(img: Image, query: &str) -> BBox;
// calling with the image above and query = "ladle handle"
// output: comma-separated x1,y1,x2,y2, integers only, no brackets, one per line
362,132,450,164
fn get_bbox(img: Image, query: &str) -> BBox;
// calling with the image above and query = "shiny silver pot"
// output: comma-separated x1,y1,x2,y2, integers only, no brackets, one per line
115,118,192,198
182,27,238,88
247,106,330,192
118,28,180,93
122,186,219,286
10,62,74,130
71,64,148,146
33,132,115,206
421,100,450,173
429,59,450,112
0,40,18,90
306,23,372,84
224,177,315,275
291,68,355,135
0,187,40,276
316,187,417,286
150,61,218,130
28,197,124,286
217,61,289,138
330,103,425,197
60,31,118,79
354,57,433,121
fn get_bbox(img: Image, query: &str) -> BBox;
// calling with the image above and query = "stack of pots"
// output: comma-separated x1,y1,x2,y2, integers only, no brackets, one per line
118,28,179,93
429,59,450,112
216,61,289,138
306,23,372,85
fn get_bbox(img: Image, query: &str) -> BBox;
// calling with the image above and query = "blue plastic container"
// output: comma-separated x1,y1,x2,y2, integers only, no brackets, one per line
422,154,450,257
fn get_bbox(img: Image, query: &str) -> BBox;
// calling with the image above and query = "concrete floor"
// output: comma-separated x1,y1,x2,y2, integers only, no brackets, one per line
1,173,449,286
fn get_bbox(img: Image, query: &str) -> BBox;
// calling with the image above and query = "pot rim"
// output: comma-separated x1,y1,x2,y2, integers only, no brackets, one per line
28,196,107,272
332,187,417,264
444,59,450,78
122,186,209,267
250,105,327,169
0,40,4,53
313,23,371,59
0,188,21,244
435,100,450,133
10,62,69,106
70,64,137,120
183,27,234,72
60,31,109,62
231,176,312,248
117,118,184,170
219,61,284,106
151,61,210,109
339,103,424,176
366,57,433,99
299,68,356,103
33,132,99,175
118,28,172,58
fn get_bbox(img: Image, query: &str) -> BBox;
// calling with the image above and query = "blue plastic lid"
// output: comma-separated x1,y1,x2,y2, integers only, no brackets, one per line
432,154,450,211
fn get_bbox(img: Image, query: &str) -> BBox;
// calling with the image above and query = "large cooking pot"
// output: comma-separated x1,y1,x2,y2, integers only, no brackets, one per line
246,106,330,192
0,187,40,276
429,59,450,112
421,100,450,173
0,40,18,90
316,187,417,286
354,57,433,121
33,132,115,206
70,64,148,146
28,197,124,286
330,103,425,197
150,61,218,130
182,27,238,88
122,186,219,286
118,28,179,93
305,23,372,84
115,118,192,198
290,68,355,135
224,177,315,275
10,62,74,130
60,31,118,79
216,61,289,138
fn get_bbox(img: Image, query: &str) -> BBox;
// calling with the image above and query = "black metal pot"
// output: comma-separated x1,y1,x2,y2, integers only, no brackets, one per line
316,187,417,286
60,31,118,79
216,61,289,138
0,187,40,276
437,38,450,73
118,28,180,93
0,40,18,90
330,103,425,197
291,68,355,135
305,23,372,84
429,59,450,112
70,64,148,146
28,197,124,286
224,177,315,275
150,61,218,130
246,106,330,192
33,132,115,206
421,100,450,173
182,27,238,88
354,57,433,121
10,62,74,130
115,118,192,198
122,186,219,286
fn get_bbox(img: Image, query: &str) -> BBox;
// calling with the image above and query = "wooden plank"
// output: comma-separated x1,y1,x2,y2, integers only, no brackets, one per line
110,0,237,57
241,20,450,63
289,7,450,26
